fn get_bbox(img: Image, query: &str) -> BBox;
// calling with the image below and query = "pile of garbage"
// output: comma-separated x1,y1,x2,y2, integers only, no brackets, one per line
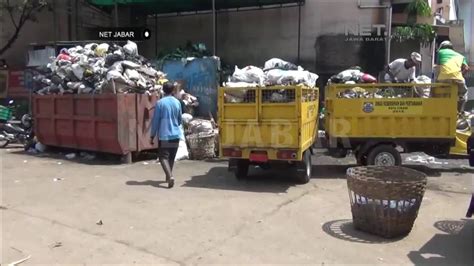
223,58,319,88
334,68,434,99
222,58,319,103
33,41,167,95
329,67,377,84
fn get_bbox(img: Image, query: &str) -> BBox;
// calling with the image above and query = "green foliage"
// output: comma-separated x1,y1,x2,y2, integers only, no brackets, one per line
407,0,432,17
392,24,436,47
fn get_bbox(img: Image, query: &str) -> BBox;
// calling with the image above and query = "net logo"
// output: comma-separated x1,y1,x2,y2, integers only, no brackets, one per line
344,23,387,42
95,28,151,41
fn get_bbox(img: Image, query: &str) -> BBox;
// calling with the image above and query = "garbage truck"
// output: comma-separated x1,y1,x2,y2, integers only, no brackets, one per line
218,85,319,183
323,82,471,165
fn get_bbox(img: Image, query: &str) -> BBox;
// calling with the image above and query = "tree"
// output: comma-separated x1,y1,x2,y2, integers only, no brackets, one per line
0,0,48,56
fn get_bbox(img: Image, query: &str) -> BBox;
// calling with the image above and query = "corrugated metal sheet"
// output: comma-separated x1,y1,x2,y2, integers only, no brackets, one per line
163,57,219,118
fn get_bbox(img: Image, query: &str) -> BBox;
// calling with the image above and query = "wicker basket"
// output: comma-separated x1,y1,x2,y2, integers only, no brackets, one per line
346,166,427,238
187,132,216,160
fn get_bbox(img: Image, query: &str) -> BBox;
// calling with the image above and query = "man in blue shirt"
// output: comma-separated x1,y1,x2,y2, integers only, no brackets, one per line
150,82,182,188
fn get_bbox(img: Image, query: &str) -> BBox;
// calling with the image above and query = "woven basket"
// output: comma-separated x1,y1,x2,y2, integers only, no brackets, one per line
187,132,216,160
346,166,427,238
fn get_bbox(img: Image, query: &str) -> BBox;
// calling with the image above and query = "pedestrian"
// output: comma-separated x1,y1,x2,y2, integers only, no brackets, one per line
384,52,422,83
435,40,470,113
150,82,183,188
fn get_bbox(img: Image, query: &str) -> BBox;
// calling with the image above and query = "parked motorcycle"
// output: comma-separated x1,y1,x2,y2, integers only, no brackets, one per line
0,101,34,149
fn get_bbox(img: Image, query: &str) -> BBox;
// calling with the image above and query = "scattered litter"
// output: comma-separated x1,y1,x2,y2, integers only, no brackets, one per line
79,152,96,160
7,255,31,266
96,220,103,225
57,162,63,165
405,155,444,165
23,160,27,163
0,205,7,210
6,149,11,152
50,242,62,248
378,257,384,261
257,220,263,223
27,148,38,154
53,178,63,182
65,153,76,160
142,162,149,165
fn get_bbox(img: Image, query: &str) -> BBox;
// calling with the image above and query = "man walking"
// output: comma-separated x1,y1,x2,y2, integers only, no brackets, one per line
150,82,183,188
436,40,470,113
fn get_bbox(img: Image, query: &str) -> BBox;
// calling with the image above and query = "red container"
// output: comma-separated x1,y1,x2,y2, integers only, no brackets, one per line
33,94,159,162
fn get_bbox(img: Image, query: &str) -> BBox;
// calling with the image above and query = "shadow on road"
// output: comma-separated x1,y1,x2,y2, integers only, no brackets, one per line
126,180,169,189
407,219,473,265
182,166,299,193
321,219,401,244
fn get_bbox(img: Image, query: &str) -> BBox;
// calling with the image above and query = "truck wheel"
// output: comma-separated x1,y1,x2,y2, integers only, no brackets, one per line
366,145,401,166
235,159,250,179
295,150,312,184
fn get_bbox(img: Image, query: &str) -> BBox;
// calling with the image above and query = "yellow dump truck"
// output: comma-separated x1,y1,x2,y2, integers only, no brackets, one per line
324,83,470,165
218,85,319,183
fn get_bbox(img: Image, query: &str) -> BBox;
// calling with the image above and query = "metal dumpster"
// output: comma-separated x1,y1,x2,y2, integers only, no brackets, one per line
33,94,159,162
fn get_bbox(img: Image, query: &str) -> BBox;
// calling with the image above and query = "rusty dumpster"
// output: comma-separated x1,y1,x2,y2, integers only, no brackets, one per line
33,94,159,162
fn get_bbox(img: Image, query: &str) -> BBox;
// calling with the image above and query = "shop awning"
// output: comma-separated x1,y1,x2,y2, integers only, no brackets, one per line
88,0,304,15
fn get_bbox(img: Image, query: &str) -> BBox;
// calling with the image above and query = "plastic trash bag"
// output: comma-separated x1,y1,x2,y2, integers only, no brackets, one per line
265,69,319,87
182,113,193,125
414,75,431,98
232,66,265,86
124,69,140,81
121,60,141,69
123,40,138,56
263,58,298,71
95,43,110,57
223,81,258,88
71,64,84,80
175,139,189,161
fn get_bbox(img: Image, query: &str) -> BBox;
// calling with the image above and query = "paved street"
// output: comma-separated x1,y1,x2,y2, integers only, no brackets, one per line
1,148,473,265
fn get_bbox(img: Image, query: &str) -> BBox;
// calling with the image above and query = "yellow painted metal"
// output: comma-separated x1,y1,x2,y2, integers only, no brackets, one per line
325,83,458,139
450,129,471,156
218,85,319,161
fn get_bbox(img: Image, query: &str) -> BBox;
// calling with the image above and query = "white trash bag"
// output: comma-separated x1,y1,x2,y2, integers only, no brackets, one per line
123,40,138,56
232,66,265,86
175,139,189,161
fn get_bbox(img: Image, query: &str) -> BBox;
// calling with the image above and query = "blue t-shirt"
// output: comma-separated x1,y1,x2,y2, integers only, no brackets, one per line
150,96,182,141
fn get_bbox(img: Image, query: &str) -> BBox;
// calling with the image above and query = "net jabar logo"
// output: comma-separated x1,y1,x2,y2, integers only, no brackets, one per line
345,23,387,42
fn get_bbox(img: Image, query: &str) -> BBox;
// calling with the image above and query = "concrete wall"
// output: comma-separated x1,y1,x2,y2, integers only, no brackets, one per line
0,0,112,69
144,0,386,77
459,0,473,63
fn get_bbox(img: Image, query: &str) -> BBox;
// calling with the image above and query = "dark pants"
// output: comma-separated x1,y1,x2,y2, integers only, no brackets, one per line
158,139,180,180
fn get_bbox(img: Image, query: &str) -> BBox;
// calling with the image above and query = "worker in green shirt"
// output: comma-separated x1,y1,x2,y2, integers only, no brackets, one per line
436,41,470,113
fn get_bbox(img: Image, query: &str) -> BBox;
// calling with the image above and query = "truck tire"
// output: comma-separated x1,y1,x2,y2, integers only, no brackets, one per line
366,145,401,166
295,150,312,184
235,159,250,179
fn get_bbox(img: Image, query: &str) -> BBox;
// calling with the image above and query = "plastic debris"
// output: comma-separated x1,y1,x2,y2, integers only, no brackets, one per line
35,142,47,152
65,153,76,160
53,178,63,182
96,219,103,225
